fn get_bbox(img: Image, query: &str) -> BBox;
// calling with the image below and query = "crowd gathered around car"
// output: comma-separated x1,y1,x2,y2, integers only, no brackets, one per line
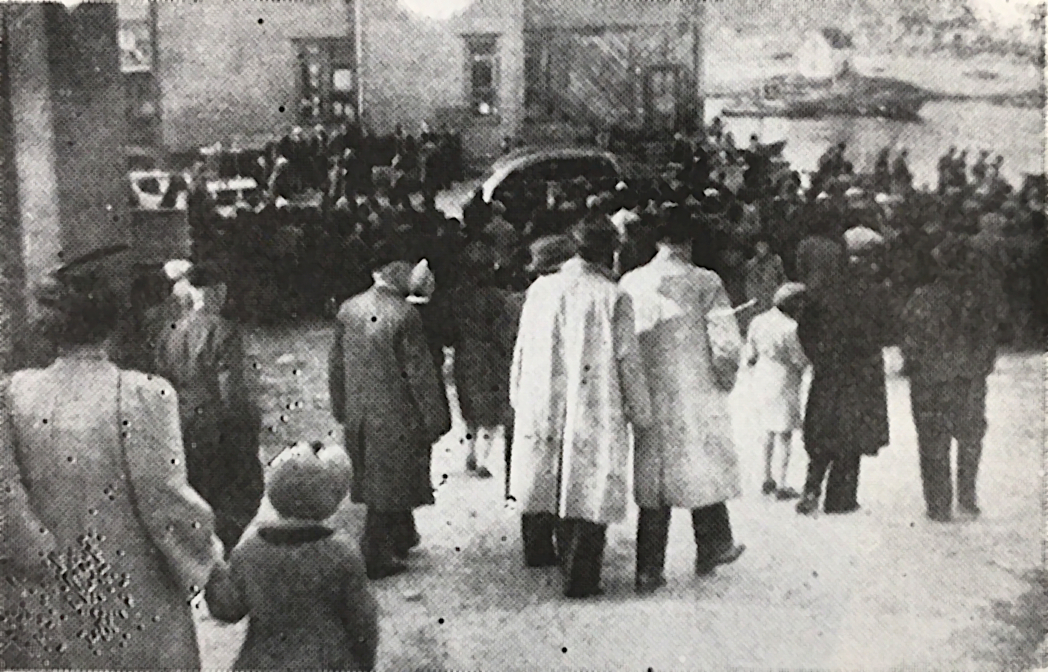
2,115,1043,669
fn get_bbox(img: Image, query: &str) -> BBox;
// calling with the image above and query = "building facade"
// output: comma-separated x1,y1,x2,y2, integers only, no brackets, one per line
1,3,130,366
122,0,700,168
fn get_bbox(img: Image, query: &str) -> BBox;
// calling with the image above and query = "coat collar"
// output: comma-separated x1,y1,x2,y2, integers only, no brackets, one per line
653,246,691,265
561,256,617,282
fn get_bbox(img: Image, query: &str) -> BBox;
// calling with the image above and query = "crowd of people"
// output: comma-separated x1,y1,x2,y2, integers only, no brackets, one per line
1,114,1041,668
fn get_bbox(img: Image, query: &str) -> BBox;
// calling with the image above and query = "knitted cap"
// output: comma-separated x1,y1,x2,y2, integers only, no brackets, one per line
266,442,353,521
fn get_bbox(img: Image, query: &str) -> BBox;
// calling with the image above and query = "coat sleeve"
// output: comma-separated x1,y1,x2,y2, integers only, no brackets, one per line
120,372,220,596
509,289,534,412
614,292,652,428
399,308,451,442
337,542,380,671
328,317,347,425
0,376,56,579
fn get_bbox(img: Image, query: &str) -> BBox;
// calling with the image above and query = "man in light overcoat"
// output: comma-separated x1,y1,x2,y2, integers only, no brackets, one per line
619,210,747,593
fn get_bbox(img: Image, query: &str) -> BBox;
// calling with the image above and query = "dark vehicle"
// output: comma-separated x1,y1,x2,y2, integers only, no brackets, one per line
451,147,626,217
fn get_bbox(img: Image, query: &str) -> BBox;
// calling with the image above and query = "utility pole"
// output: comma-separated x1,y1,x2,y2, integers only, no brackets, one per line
690,0,705,129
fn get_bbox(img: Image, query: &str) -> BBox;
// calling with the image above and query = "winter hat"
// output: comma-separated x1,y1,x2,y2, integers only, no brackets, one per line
266,441,353,521
163,259,193,282
407,259,436,305
844,226,885,254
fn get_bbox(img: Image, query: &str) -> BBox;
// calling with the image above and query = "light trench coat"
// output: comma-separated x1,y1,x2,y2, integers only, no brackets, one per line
619,248,743,509
509,258,652,525
0,354,219,669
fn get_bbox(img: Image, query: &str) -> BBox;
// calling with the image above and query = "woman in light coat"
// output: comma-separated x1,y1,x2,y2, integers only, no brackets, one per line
619,212,747,593
741,282,809,500
1,265,221,669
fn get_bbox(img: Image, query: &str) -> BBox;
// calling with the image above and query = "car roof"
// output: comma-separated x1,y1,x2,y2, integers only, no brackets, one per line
482,146,621,202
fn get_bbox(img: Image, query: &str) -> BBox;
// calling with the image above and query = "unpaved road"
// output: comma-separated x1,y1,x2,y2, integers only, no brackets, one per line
193,322,1045,670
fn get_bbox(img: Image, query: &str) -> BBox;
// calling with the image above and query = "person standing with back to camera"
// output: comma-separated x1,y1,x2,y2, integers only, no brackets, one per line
620,209,747,594
901,234,1002,522
0,251,221,669
509,218,652,598
329,259,450,580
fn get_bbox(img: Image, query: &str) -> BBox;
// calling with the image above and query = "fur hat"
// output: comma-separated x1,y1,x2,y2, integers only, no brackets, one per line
266,442,353,521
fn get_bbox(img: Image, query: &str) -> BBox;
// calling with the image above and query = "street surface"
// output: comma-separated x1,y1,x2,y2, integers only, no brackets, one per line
193,322,1044,670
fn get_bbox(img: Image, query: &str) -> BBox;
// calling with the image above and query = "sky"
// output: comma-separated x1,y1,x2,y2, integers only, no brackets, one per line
399,0,476,21
967,0,1042,30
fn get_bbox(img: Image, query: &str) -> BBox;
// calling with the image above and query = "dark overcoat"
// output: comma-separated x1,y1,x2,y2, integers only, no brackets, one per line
205,525,379,670
451,285,515,428
329,285,451,511
798,269,891,459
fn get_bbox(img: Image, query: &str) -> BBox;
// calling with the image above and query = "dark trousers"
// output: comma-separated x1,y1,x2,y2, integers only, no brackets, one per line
362,509,418,567
803,452,862,512
636,503,734,576
910,376,987,516
521,513,607,597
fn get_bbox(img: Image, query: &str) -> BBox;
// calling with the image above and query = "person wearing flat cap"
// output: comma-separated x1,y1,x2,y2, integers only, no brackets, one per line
509,218,652,598
1,246,222,668
328,259,451,579
620,207,747,594
205,441,379,670
795,223,892,516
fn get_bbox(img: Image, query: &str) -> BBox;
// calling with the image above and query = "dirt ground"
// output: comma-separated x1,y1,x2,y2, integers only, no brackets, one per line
192,321,1045,671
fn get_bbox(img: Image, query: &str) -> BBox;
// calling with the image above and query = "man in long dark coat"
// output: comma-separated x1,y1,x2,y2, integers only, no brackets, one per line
152,263,264,552
795,235,892,515
329,261,451,579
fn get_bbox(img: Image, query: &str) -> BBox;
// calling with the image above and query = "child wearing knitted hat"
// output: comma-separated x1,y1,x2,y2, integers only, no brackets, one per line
205,441,379,670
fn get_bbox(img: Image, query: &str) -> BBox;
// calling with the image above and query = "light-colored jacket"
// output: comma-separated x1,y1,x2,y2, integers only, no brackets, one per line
742,307,809,433
509,258,651,525
1,356,219,668
620,248,743,509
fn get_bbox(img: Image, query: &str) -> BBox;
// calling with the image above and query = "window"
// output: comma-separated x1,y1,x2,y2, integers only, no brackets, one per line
464,34,500,118
294,38,356,124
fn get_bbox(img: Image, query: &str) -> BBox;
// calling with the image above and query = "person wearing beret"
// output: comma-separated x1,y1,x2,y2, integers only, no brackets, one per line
509,219,652,598
329,260,451,579
620,209,747,593
1,254,222,668
205,442,379,670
